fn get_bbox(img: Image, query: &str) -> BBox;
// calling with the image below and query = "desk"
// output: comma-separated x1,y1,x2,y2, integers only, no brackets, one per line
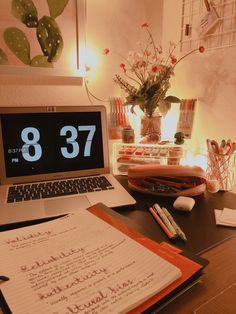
158,236,236,314
116,176,236,255
114,176,236,313
0,176,235,313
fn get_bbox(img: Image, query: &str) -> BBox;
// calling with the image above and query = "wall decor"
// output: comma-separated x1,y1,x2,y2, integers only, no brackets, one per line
0,0,85,78
180,0,236,52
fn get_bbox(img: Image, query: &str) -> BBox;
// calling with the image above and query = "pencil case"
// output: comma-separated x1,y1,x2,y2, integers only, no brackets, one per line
128,164,214,197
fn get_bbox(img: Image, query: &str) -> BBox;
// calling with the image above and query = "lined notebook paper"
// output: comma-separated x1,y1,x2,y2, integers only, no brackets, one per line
0,208,181,314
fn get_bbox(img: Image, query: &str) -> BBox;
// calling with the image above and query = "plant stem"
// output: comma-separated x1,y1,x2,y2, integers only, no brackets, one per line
173,47,199,67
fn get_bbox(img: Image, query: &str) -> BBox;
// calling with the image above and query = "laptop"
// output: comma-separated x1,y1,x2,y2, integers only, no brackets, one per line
0,105,136,226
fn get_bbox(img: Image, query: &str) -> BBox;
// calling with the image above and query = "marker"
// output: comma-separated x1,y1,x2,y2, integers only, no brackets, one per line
153,203,178,237
147,204,176,240
161,207,187,241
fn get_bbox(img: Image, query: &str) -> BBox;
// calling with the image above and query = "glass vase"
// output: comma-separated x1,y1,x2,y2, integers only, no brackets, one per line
140,111,162,144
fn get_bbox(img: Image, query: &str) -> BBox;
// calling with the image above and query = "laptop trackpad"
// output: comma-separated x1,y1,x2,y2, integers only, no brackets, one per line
44,196,91,216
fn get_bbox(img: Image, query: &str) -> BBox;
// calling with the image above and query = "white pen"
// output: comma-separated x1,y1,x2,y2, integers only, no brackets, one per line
153,203,178,238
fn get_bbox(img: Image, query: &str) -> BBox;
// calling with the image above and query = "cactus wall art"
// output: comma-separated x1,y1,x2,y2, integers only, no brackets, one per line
0,0,80,71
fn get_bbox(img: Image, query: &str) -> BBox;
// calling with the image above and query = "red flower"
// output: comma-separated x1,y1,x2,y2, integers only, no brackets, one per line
103,48,110,55
151,65,159,73
141,22,149,28
120,63,126,73
199,46,205,53
170,55,177,64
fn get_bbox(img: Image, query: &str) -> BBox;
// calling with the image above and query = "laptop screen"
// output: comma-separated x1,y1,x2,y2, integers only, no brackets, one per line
0,106,109,184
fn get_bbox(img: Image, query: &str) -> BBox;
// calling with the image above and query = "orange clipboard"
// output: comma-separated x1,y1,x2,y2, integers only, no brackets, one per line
88,203,208,313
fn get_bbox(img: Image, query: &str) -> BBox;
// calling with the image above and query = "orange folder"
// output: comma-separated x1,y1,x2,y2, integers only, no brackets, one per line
88,203,207,313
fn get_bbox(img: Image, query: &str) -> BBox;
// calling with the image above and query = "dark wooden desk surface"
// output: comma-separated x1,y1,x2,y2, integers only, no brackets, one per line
158,236,236,314
116,176,236,255
0,176,235,313
115,176,236,313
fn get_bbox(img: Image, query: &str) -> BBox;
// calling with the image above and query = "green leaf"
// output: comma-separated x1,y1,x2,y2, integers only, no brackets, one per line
130,104,136,114
146,83,160,98
159,100,171,117
164,95,181,103
37,16,63,62
31,55,54,67
139,103,146,113
11,0,38,28
4,27,31,65
0,48,9,65
47,0,69,18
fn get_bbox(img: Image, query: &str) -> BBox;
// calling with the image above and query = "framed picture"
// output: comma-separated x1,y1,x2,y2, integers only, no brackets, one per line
0,0,85,78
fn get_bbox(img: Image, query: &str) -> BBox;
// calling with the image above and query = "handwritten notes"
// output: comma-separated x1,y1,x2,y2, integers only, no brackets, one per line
0,208,181,314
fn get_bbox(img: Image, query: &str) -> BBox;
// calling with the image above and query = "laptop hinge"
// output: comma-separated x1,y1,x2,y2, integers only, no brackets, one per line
47,106,56,112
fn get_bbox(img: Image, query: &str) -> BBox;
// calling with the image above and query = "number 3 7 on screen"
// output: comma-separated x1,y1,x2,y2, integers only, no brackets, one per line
20,125,96,162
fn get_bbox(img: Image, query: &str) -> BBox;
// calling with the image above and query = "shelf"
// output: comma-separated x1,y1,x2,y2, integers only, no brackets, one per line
112,142,187,175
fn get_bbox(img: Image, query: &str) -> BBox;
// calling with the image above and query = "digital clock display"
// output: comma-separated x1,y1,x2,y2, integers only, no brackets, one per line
1,112,104,178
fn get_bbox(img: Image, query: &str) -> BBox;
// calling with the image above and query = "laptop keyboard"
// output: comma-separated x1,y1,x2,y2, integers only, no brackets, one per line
7,176,114,203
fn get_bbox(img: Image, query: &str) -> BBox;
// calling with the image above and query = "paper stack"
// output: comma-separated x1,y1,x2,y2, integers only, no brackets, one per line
214,208,236,227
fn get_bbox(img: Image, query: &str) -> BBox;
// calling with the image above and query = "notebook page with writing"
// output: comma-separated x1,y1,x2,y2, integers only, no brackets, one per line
0,208,181,314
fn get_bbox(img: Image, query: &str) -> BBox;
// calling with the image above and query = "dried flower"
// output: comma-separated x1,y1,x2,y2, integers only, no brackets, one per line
199,46,205,53
120,63,126,72
105,23,205,117
103,48,110,55
141,22,149,28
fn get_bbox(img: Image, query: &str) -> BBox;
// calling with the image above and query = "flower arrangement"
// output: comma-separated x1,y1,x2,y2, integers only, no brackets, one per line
104,23,205,118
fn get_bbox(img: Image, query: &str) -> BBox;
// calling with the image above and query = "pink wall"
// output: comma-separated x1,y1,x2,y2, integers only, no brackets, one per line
1,0,235,156
162,0,236,153
0,0,163,109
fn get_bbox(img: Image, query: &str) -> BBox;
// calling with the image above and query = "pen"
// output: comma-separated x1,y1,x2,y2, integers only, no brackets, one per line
161,207,187,241
0,275,9,282
147,204,176,240
153,203,178,237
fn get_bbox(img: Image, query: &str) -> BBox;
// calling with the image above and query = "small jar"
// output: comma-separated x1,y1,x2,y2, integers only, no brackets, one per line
168,147,183,165
122,126,135,143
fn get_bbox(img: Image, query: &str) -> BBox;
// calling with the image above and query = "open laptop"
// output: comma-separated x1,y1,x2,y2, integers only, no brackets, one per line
0,105,136,226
